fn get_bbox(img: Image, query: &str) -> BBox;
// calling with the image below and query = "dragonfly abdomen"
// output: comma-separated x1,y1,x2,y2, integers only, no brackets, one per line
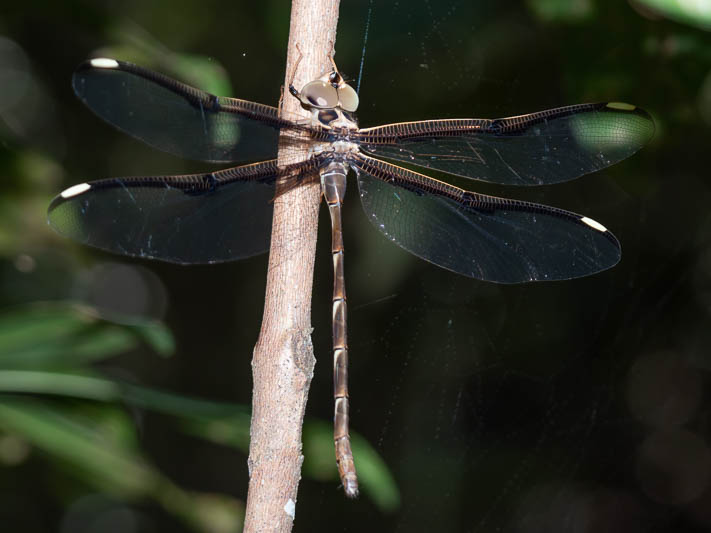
321,161,359,498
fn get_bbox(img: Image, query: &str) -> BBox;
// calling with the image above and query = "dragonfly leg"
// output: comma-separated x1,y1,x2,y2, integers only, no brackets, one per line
287,43,304,102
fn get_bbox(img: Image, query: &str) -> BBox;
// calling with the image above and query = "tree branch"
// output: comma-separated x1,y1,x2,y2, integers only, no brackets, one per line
243,1,341,531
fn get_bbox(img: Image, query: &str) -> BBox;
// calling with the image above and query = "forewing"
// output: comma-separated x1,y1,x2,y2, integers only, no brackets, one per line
358,103,654,185
72,58,307,163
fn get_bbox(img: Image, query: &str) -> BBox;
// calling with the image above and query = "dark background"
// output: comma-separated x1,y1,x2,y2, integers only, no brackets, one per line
1,0,710,531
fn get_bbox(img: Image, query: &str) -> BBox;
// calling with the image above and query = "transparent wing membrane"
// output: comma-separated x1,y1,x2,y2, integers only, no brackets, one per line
72,59,307,163
354,155,621,283
358,103,654,185
48,159,320,264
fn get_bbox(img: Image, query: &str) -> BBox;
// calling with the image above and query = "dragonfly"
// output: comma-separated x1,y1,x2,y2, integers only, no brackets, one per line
48,57,654,498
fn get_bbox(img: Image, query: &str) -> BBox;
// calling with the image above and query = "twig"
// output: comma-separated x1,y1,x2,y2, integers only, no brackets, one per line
243,1,341,531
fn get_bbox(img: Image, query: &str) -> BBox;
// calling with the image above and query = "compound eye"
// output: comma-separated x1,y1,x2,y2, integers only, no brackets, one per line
337,83,359,112
299,79,339,109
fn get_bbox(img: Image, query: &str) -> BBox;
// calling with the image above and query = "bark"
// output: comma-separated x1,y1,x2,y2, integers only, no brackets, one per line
243,1,341,531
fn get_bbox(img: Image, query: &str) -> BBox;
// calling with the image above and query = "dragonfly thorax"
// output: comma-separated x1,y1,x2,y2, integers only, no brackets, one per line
310,138,360,162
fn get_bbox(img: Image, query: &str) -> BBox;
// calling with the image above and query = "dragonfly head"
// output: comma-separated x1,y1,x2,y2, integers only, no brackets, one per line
296,68,359,113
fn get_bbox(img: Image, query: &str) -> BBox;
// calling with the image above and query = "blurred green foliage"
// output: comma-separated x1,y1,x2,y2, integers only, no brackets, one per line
636,0,711,30
0,304,245,532
0,303,397,529
526,0,596,22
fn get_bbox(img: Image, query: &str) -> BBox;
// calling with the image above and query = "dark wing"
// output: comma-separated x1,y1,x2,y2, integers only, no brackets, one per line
353,155,620,283
357,103,654,185
48,159,320,264
72,58,309,163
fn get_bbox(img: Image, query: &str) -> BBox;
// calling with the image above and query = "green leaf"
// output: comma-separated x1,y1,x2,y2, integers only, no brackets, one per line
100,20,233,96
0,372,244,420
0,397,244,532
0,304,133,368
130,320,175,356
0,397,156,495
0,303,174,368
635,0,711,30
168,54,233,97
0,370,119,399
